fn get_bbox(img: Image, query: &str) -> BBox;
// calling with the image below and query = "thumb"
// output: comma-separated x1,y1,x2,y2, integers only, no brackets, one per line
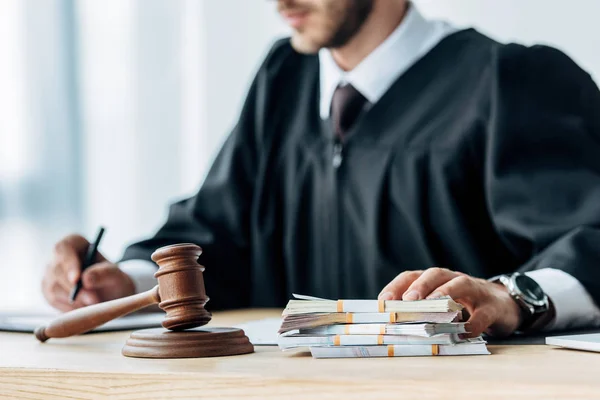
464,306,495,338
81,262,123,289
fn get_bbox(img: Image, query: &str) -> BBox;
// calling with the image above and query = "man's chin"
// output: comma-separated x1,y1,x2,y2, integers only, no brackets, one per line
290,34,324,54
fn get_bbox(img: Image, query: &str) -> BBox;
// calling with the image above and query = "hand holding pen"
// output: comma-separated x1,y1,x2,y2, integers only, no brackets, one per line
69,227,106,303
42,227,136,312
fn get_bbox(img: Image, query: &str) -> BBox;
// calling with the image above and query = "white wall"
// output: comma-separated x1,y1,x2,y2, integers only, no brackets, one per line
201,1,289,168
415,0,600,82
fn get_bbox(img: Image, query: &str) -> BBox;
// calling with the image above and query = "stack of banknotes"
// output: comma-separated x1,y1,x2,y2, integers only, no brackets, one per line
277,294,490,358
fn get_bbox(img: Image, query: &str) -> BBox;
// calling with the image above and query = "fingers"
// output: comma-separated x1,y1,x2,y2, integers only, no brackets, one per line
53,235,90,284
425,275,477,301
82,262,126,289
380,267,521,337
41,274,70,311
43,235,88,311
52,295,94,312
43,233,111,312
48,261,73,294
379,267,464,301
41,274,95,311
402,267,460,301
464,306,495,338
82,262,136,302
426,276,490,337
429,275,519,337
74,289,100,306
378,270,423,300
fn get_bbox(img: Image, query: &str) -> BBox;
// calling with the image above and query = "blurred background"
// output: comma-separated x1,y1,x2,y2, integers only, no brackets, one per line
1,0,599,311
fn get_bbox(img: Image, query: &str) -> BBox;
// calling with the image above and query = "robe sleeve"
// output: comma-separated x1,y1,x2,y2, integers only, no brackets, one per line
487,44,600,308
119,39,288,310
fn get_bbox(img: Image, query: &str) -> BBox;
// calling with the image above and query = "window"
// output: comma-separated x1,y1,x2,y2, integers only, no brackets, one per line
0,0,283,311
0,0,81,310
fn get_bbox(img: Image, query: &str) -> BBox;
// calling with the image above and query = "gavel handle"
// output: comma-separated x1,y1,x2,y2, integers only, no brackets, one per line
35,285,161,342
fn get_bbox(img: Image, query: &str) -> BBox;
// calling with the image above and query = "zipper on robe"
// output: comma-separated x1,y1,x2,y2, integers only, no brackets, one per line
332,141,343,168
330,137,343,296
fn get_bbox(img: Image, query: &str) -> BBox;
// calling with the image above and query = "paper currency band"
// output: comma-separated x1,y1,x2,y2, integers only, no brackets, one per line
345,313,353,323
389,313,396,323
342,325,385,335
387,345,440,357
377,335,384,345
336,300,386,312
334,335,341,346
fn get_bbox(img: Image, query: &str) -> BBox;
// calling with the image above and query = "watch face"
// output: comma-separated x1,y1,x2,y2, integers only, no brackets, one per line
515,274,545,302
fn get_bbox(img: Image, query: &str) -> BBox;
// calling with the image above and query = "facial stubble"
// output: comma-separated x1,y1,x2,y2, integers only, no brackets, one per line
290,0,374,53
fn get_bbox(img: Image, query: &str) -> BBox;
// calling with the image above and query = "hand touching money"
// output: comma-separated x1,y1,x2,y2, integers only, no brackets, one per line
378,267,523,337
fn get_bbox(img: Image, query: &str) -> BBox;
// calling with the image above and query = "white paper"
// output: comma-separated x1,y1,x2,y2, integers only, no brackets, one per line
546,333,600,353
233,317,281,345
292,294,331,301
0,312,164,333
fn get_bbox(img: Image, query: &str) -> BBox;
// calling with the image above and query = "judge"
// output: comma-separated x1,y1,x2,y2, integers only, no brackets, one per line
43,0,600,337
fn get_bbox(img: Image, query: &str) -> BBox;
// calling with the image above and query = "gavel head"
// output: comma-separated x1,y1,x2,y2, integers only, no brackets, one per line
151,243,212,331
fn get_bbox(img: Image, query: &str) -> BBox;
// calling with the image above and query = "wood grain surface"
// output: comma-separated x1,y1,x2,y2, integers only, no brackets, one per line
1,309,599,400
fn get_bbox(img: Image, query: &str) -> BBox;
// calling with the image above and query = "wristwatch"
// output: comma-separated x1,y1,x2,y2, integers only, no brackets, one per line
488,272,551,333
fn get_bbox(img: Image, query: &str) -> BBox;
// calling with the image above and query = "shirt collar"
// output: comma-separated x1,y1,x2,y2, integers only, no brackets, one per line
319,3,456,119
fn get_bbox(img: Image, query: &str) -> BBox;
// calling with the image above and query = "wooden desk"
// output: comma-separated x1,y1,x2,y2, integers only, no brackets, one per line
0,309,598,400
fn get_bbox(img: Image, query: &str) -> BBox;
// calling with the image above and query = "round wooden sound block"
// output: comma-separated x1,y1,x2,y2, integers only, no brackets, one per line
122,327,254,359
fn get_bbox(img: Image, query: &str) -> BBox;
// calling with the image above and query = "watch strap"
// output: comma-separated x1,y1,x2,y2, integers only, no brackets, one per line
517,298,556,333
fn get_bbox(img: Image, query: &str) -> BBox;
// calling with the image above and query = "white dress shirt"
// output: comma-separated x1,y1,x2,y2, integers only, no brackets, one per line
121,3,600,331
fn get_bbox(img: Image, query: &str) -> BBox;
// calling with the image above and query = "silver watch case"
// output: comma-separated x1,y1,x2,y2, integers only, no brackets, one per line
489,273,549,316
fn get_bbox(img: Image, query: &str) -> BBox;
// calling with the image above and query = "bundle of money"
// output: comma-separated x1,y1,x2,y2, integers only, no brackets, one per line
277,294,490,358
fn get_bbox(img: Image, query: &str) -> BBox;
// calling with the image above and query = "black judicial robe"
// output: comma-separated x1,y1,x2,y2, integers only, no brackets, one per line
122,29,600,310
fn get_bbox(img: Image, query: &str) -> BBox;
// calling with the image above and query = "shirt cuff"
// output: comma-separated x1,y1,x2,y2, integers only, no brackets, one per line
119,259,158,294
525,268,600,331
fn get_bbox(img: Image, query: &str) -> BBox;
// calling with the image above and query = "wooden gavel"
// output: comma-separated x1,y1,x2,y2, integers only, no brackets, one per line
35,243,212,342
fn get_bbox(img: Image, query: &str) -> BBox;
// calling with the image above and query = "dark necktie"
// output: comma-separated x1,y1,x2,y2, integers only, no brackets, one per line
330,83,367,139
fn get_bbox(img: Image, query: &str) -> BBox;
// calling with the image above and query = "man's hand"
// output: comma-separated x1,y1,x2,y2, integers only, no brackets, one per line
378,267,522,337
42,234,136,312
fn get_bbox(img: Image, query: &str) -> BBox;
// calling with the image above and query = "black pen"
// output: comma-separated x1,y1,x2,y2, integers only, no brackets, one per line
69,227,105,303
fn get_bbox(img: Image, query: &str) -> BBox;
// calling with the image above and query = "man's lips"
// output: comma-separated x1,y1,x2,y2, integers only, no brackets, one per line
280,10,310,28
